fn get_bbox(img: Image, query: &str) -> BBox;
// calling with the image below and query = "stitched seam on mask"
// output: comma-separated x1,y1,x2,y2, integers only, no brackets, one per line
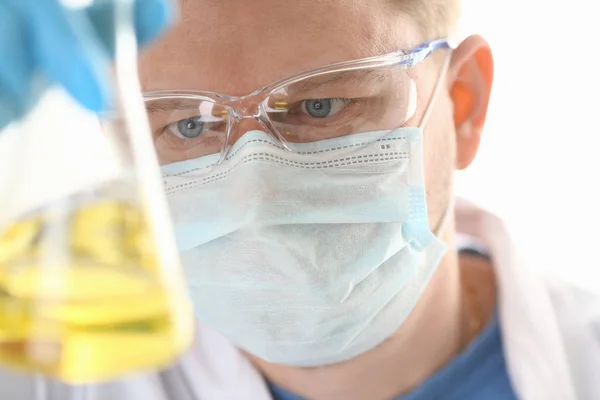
168,136,410,177
166,151,408,194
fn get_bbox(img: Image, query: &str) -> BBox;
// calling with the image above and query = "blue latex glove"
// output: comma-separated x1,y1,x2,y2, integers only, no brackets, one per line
0,0,174,131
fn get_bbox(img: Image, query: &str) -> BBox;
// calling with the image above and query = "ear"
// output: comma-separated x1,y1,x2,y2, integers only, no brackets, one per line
448,35,494,170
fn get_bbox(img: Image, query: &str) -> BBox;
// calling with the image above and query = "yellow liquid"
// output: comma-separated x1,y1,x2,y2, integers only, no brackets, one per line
0,200,193,383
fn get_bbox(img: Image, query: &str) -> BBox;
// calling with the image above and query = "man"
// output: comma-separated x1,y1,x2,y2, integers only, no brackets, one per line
0,0,599,399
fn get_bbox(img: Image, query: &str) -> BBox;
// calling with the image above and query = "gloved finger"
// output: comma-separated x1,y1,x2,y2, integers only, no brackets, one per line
86,0,175,56
134,0,175,46
0,94,18,132
0,2,33,130
27,0,110,112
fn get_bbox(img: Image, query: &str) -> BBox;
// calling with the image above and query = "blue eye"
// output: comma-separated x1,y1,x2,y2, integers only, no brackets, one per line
176,117,205,138
304,99,331,118
301,98,348,119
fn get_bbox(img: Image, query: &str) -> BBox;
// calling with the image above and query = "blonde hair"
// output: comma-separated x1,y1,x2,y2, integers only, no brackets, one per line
401,0,461,39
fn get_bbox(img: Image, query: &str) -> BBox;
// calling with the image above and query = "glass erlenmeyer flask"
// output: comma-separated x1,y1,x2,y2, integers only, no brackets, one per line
0,0,194,384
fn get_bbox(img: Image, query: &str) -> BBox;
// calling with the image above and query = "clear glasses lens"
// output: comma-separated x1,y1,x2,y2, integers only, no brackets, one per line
145,66,417,165
146,98,229,164
264,67,416,145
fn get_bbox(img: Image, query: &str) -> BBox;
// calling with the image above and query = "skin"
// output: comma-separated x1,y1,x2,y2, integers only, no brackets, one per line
140,1,495,399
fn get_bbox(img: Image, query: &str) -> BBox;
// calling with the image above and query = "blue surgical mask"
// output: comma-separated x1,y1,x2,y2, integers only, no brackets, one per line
162,128,447,366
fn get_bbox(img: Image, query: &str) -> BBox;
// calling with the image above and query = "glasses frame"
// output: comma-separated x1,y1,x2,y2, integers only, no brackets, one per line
144,38,454,158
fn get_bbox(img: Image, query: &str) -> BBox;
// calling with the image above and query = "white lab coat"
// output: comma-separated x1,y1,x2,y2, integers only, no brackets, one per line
1,198,599,399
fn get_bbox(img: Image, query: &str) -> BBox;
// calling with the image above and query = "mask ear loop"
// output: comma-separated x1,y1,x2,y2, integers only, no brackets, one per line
433,196,455,236
417,51,454,237
418,51,452,130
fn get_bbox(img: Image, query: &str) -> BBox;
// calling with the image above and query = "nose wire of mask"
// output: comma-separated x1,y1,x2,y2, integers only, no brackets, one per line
164,127,448,366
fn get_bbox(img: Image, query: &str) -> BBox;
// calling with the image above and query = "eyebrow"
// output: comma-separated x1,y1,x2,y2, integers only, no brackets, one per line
288,70,388,95
144,70,388,114
145,100,203,115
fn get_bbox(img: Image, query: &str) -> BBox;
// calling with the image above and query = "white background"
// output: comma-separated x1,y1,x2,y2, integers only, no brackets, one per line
455,0,600,289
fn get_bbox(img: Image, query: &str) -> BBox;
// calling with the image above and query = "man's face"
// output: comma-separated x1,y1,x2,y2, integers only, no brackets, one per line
140,0,458,227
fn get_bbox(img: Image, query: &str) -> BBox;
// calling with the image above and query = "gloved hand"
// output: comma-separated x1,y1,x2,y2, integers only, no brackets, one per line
0,0,175,131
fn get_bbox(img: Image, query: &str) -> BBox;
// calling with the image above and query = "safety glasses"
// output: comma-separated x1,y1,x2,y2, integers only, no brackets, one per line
144,39,453,165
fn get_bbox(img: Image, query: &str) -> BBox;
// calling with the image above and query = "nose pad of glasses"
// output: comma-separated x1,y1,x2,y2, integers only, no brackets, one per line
220,117,271,159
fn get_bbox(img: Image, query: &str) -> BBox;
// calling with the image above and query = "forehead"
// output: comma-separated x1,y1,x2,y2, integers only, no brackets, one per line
140,0,422,95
